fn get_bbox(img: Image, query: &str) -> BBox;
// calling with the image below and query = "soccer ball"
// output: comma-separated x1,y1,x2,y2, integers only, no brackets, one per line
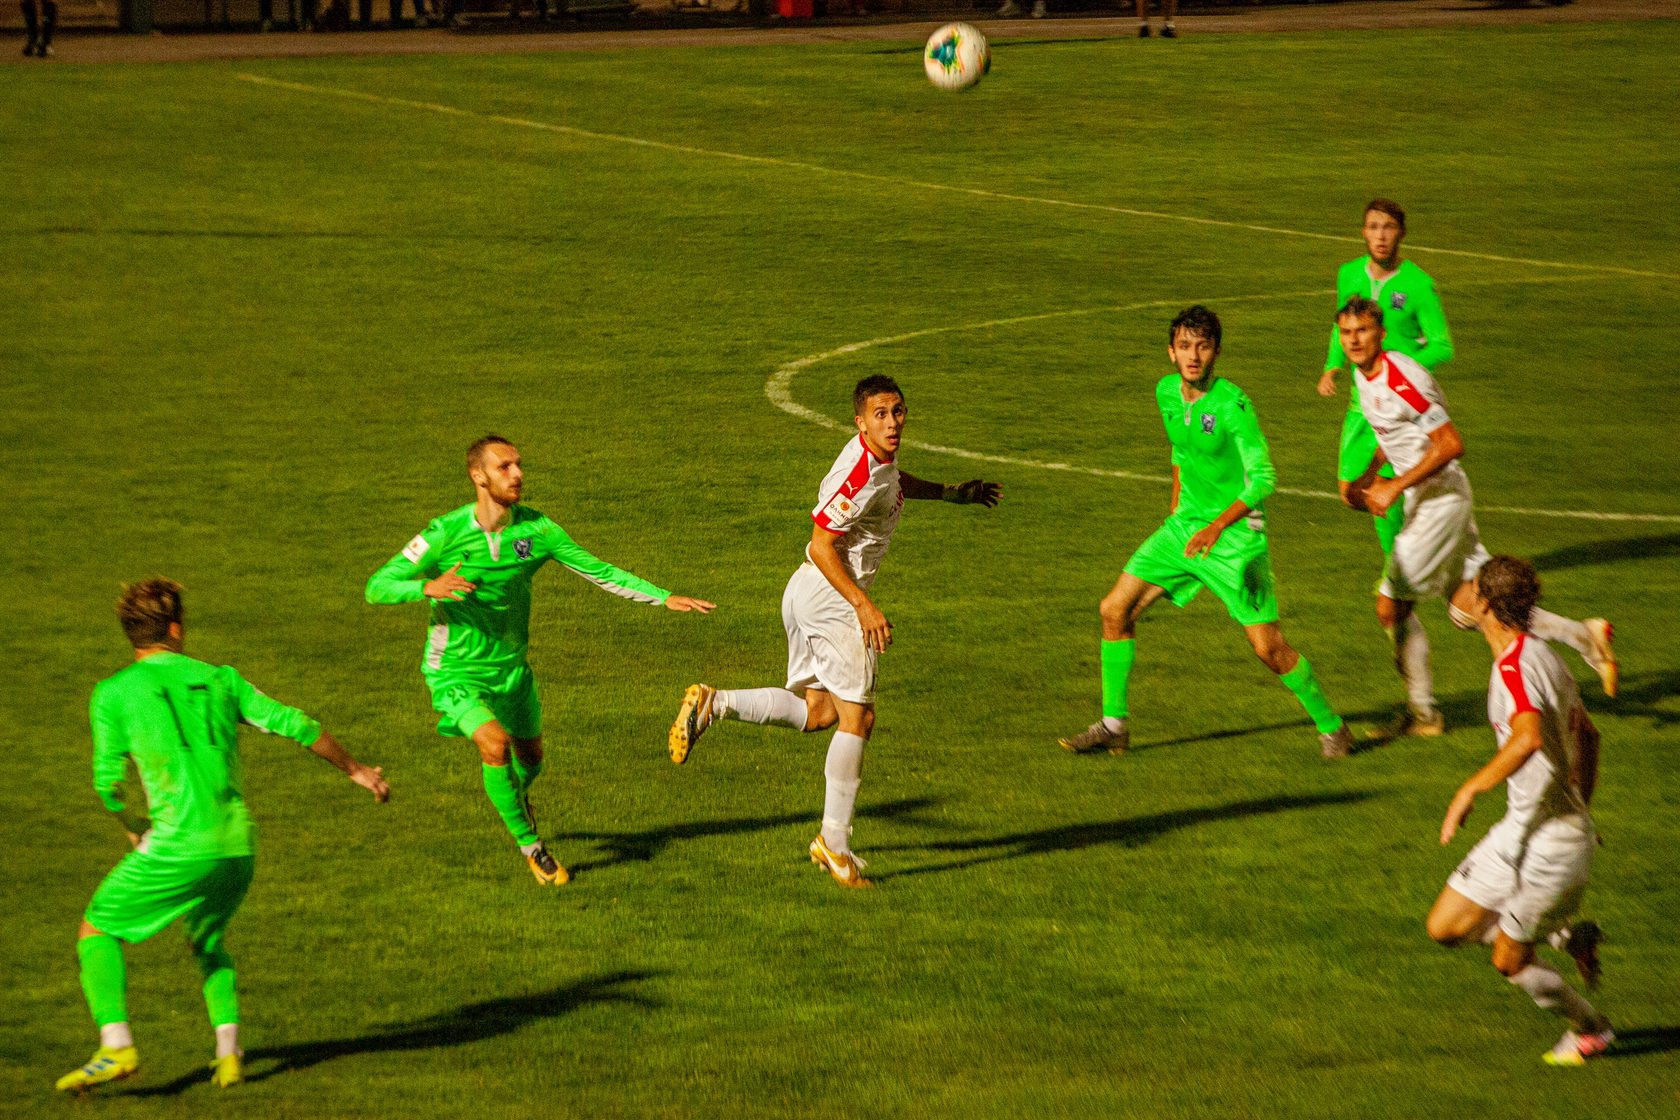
924,23,990,92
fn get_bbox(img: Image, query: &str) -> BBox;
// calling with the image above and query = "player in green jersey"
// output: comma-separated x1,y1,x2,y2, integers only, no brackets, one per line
1059,306,1355,758
58,579,388,1095
367,434,714,886
1319,198,1454,553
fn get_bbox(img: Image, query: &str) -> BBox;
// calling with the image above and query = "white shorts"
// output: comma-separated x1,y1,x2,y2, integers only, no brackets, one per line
781,563,877,705
1449,814,1595,943
1380,485,1491,601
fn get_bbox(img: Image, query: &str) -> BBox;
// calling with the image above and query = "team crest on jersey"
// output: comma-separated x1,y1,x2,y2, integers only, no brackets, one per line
1201,414,1217,434
515,538,533,560
1391,292,1408,310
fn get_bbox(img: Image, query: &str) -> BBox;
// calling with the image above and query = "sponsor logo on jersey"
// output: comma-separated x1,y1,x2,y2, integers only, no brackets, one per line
402,534,430,563
515,538,533,560
1391,292,1408,310
824,493,857,522
1201,413,1217,434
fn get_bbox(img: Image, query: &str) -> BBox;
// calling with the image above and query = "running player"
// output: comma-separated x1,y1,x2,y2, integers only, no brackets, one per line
1058,305,1355,759
1318,201,1454,734
1427,555,1613,1067
366,435,714,886
1335,297,1615,732
58,579,389,1094
666,376,1000,888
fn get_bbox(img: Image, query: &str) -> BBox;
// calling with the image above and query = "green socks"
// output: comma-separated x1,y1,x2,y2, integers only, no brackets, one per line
510,754,544,796
482,763,538,847
1101,639,1135,720
1279,656,1343,734
77,934,128,1027
196,946,239,1027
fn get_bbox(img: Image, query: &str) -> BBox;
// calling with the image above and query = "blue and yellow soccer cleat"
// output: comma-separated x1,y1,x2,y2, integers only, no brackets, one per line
668,684,716,765
208,1052,243,1088
809,835,872,889
55,1046,139,1093
1542,1026,1615,1067
525,842,571,886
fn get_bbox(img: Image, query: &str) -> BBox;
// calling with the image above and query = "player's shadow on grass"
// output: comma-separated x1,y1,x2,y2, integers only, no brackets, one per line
871,791,1374,881
122,970,662,1096
551,796,942,874
1531,533,1680,573
1607,1026,1680,1058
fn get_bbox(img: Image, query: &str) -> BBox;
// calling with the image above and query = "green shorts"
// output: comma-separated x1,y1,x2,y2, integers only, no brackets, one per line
426,662,542,739
85,852,254,951
1123,515,1279,627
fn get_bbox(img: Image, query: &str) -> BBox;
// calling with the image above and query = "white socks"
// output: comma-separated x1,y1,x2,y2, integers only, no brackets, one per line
100,1022,134,1050
215,1022,240,1059
715,688,809,731
1508,961,1603,1033
1101,716,1126,734
821,732,866,852
1391,615,1436,715
1529,609,1594,660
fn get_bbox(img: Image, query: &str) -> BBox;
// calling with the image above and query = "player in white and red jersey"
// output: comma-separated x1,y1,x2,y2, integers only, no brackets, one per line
1426,556,1614,1067
666,375,1001,887
1335,297,1615,737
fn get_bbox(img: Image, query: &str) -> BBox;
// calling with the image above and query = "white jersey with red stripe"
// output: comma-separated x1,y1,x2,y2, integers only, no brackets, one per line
808,434,903,591
1356,351,1471,501
1488,633,1592,834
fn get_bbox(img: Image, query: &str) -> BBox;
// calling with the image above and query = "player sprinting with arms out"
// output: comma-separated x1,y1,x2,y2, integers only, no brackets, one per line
667,376,1000,887
1059,305,1355,758
367,435,713,886
1427,555,1613,1067
1336,298,1614,733
1319,199,1456,737
58,580,388,1094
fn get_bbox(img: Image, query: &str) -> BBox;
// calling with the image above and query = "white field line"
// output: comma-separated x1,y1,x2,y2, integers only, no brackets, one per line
234,73,1680,283
237,73,1679,523
768,283,1680,525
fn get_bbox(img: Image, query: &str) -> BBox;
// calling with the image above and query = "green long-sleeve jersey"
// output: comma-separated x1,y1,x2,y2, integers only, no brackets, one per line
1324,257,1454,382
1155,374,1277,529
366,503,670,674
89,651,322,860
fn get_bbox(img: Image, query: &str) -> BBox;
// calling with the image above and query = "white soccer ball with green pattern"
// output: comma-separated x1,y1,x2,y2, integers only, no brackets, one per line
924,23,990,92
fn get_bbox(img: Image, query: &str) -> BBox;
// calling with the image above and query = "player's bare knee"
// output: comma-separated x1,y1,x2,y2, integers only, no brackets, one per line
513,736,544,766
1425,915,1465,947
1493,941,1533,978
474,728,512,766
1375,597,1401,630
77,919,103,940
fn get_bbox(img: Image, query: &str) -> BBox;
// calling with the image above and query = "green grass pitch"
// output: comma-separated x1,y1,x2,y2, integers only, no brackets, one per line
2,19,1678,1118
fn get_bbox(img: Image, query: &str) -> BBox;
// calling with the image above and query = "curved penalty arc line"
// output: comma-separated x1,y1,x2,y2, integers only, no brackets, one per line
765,287,1680,526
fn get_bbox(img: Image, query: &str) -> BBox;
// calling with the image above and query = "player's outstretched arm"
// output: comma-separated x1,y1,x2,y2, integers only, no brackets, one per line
898,472,1003,507
808,524,892,652
1441,711,1543,844
308,730,390,803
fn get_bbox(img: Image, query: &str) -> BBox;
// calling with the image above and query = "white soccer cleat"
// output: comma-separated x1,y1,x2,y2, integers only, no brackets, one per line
809,835,872,889
668,684,717,765
1058,718,1129,755
1542,1025,1614,1067
1319,725,1355,759
1583,619,1617,698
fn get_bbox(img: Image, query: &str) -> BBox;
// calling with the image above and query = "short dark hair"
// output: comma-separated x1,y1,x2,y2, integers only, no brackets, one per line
117,578,184,648
1477,555,1542,632
467,433,516,474
1168,305,1222,349
1364,198,1406,231
1336,295,1384,327
853,375,904,417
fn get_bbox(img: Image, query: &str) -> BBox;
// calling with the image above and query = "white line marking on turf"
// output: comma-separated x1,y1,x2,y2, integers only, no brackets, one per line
767,285,1680,525
234,73,1679,283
